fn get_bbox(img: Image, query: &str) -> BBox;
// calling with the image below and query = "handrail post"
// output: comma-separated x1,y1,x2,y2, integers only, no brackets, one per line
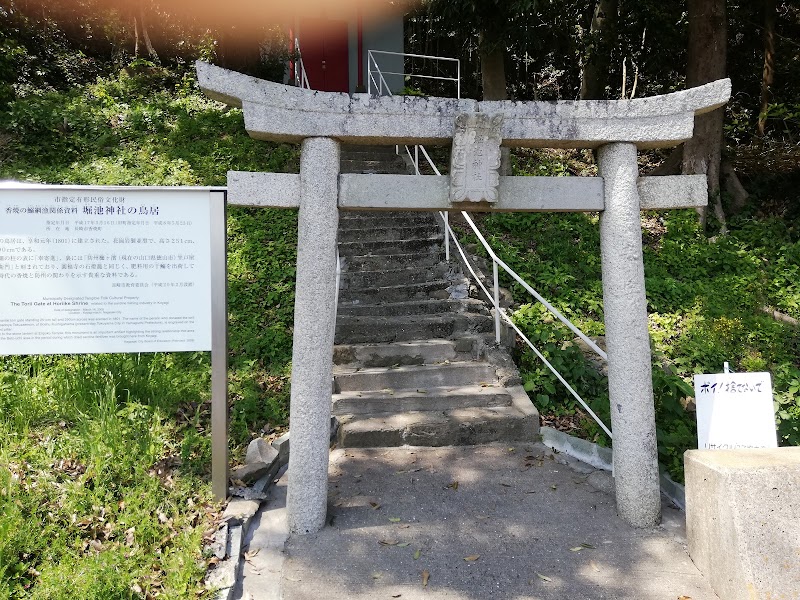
367,51,372,95
493,260,501,344
443,211,450,262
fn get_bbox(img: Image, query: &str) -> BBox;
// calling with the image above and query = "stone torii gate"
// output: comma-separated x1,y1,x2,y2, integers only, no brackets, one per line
197,61,731,534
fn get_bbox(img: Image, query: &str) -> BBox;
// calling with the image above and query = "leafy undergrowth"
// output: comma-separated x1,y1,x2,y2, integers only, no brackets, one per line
0,64,298,597
459,149,800,482
0,354,216,598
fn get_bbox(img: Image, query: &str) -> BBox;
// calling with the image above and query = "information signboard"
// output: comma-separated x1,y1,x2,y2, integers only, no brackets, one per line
693,372,778,450
0,187,213,354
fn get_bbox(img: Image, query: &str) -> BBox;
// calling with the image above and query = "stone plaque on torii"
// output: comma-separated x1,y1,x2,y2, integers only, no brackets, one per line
197,61,730,534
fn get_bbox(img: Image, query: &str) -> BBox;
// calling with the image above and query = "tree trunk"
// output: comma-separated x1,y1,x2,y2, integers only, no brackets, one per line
479,38,507,101
132,2,159,61
479,31,511,174
683,0,727,233
580,0,617,100
757,0,776,137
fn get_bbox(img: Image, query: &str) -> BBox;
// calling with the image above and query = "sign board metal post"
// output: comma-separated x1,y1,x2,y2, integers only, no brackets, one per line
210,191,229,500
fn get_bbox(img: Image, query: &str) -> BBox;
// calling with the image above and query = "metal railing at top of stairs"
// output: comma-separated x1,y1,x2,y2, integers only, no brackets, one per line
366,50,612,439
293,37,311,90
367,50,460,99
366,50,457,262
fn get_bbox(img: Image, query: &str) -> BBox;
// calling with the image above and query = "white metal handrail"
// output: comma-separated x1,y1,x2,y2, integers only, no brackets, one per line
367,52,394,97
367,49,460,98
458,212,608,361
294,37,311,90
443,217,613,440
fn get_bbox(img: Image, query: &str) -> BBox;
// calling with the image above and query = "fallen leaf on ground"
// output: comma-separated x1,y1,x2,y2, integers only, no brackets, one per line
536,573,552,582
500,483,512,487
413,549,421,560
422,570,430,587
244,549,260,560
372,572,383,579
392,595,402,598
388,517,401,523
447,481,459,490
379,539,399,546
678,597,693,600
369,502,381,510
570,546,584,552
464,555,480,562
589,561,600,572
397,542,411,547
550,485,558,490
581,542,596,549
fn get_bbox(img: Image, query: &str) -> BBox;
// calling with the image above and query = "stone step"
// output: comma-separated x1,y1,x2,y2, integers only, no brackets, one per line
338,224,442,243
338,236,443,257
334,362,498,392
332,338,478,368
340,160,410,175
337,298,488,317
339,211,436,225
335,390,540,447
342,251,445,271
334,312,493,344
339,264,452,289
337,278,467,304
332,384,511,416
341,144,398,156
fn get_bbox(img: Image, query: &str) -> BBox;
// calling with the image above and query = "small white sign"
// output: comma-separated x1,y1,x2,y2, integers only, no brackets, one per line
693,372,778,450
0,188,213,354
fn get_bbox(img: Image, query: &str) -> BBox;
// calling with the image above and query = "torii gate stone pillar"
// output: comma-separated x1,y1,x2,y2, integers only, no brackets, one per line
197,61,731,532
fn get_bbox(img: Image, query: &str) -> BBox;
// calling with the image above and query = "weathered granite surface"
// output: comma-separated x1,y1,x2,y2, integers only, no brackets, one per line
598,143,661,528
685,448,800,600
196,61,731,149
449,113,503,203
285,137,340,535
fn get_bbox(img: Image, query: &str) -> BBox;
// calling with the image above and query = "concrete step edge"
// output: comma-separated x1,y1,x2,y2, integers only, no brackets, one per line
334,360,495,378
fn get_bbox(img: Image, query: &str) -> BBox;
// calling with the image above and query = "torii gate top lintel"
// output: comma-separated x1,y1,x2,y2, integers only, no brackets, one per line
196,60,730,150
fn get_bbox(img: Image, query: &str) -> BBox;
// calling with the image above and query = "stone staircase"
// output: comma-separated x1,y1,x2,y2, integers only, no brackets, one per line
332,145,539,447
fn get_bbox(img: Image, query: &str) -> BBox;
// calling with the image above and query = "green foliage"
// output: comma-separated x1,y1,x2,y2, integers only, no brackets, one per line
0,63,299,596
0,64,298,185
0,354,214,598
226,207,297,443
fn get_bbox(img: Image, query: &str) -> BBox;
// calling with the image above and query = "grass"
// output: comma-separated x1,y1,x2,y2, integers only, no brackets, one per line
0,65,298,597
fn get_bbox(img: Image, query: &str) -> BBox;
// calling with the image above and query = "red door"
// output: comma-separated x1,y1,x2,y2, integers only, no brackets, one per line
299,18,350,93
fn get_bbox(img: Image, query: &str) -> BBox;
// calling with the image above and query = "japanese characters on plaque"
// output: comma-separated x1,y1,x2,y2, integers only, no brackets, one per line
693,372,778,450
0,189,213,354
449,112,504,204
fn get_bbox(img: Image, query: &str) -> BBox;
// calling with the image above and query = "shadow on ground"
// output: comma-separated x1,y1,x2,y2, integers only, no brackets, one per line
277,444,717,600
